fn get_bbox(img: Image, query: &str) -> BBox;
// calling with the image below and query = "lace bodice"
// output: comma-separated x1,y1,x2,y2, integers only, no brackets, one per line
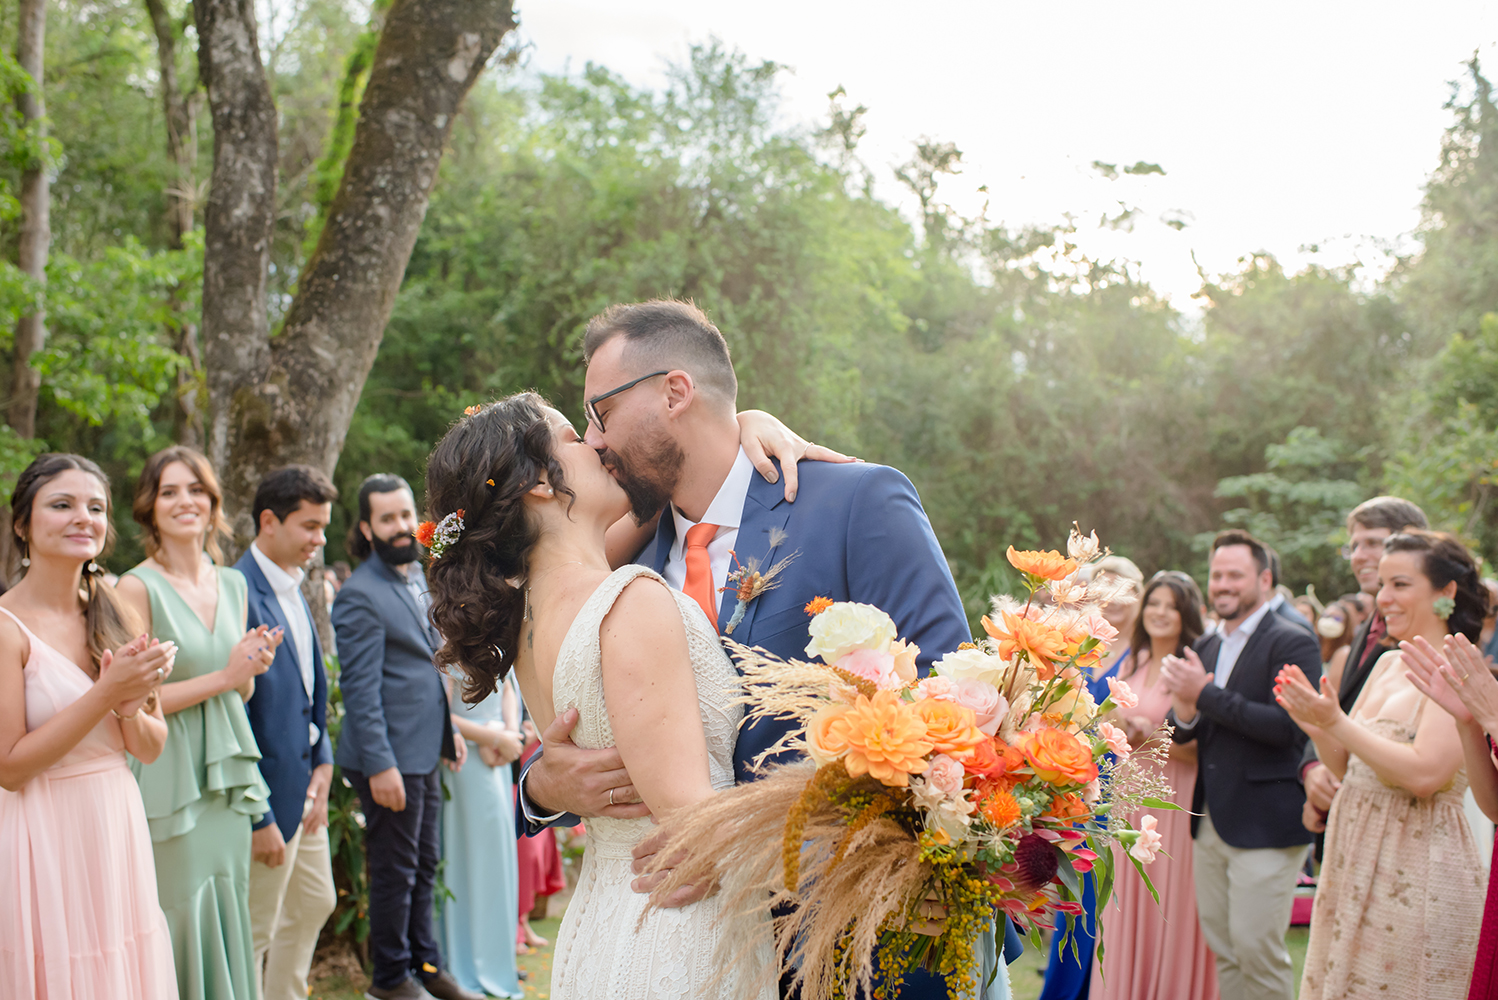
548,565,770,999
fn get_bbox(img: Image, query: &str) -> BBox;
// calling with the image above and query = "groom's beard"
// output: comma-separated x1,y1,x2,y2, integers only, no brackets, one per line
601,433,684,525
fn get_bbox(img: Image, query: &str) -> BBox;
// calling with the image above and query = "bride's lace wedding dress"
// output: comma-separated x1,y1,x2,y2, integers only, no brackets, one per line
549,565,774,1000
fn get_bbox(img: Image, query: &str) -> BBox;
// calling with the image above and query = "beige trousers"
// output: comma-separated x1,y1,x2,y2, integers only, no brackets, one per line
249,804,338,1000
1192,807,1308,1000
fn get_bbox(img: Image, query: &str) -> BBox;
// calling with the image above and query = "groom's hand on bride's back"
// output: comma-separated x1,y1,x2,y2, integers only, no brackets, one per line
527,707,652,820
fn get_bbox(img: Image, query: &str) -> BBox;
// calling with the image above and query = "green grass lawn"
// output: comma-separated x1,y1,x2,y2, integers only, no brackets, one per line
312,913,1310,999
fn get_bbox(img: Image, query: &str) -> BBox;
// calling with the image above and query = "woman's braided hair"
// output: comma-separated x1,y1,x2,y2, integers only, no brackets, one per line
424,392,575,704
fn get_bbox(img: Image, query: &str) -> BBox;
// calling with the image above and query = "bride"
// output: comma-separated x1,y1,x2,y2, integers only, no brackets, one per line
421,392,774,999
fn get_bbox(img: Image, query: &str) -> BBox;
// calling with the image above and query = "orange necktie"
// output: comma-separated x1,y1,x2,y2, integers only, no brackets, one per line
682,521,720,631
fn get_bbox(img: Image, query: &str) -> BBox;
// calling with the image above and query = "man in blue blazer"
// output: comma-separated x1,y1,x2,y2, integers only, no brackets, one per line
237,465,340,1000
332,474,476,1000
520,300,1020,997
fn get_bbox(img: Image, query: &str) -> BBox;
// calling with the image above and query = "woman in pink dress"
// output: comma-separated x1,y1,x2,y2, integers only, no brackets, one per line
0,453,181,999
1090,570,1220,1000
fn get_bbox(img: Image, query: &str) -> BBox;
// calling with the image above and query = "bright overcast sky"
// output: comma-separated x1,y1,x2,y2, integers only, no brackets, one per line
514,0,1498,310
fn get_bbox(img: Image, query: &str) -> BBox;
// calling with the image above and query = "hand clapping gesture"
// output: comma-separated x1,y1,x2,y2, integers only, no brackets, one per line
99,634,177,718
223,624,283,694
1274,663,1341,736
1404,633,1498,733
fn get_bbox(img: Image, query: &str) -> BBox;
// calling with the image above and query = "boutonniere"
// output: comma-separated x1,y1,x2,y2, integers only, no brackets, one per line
720,528,797,635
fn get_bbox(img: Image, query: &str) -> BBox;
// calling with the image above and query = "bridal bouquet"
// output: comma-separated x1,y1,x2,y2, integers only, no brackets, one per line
644,527,1175,1000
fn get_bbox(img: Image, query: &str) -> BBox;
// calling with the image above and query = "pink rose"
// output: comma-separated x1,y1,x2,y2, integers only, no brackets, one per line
1106,676,1139,709
1098,721,1131,757
1083,777,1101,805
953,678,1006,737
836,648,900,689
1128,814,1163,864
1083,612,1120,644
925,753,966,798
915,675,959,701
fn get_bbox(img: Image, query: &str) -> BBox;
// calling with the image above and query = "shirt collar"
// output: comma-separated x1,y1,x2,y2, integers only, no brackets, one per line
251,540,305,596
670,447,753,538
1224,599,1273,641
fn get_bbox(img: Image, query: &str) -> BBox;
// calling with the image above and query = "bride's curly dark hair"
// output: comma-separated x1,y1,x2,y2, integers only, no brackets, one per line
425,392,575,703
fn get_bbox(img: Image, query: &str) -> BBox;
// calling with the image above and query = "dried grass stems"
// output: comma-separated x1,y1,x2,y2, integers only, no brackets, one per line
641,758,934,1000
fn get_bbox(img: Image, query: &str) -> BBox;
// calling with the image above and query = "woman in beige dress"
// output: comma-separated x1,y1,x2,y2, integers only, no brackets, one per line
1277,529,1488,999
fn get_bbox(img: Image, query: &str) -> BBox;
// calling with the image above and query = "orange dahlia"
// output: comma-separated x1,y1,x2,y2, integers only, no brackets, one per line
1016,727,1098,786
911,698,987,756
983,611,1068,678
1006,546,1079,582
839,690,934,787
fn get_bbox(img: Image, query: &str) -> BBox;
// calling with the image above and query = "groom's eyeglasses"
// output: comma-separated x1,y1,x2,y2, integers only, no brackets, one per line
585,371,670,433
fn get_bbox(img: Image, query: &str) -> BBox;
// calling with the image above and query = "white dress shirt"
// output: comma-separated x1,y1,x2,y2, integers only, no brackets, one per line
662,447,755,623
1212,599,1273,689
251,542,319,747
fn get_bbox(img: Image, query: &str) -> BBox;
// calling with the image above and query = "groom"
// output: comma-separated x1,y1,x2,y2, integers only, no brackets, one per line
520,299,1020,995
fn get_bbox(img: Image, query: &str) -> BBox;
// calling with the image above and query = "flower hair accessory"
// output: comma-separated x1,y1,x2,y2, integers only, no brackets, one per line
416,509,465,559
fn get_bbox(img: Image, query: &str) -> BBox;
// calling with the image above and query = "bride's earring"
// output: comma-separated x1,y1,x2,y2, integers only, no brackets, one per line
19,540,28,568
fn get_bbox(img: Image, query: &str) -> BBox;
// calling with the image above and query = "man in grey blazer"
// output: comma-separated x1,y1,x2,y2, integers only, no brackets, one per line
332,474,476,1000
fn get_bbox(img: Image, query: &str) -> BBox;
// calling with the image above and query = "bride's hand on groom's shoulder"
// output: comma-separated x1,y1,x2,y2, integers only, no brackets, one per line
737,409,859,504
528,707,652,820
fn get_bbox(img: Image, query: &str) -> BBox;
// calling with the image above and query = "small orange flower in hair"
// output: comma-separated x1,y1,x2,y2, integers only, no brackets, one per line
464,404,482,416
486,479,495,487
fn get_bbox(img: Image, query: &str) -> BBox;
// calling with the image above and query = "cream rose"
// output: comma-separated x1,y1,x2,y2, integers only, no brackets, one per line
933,647,1008,689
805,602,898,663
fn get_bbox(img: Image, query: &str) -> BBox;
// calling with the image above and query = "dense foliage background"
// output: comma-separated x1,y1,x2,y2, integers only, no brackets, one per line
2,0,1497,627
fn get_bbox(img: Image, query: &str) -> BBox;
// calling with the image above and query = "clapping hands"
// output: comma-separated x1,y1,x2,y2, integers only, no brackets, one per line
1404,634,1498,732
99,634,176,718
1274,664,1341,734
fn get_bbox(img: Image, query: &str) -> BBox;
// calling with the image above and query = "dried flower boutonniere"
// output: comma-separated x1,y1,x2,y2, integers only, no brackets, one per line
721,528,797,635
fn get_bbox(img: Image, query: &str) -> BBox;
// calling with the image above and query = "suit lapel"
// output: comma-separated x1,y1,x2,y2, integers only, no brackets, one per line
379,560,437,650
725,474,794,636
649,514,674,575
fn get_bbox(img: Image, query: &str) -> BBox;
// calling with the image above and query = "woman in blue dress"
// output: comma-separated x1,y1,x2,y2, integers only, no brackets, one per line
440,673,526,998
1038,556,1143,1000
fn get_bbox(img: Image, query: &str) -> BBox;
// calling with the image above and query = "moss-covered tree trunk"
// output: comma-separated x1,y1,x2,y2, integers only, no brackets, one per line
199,0,516,556
10,0,48,441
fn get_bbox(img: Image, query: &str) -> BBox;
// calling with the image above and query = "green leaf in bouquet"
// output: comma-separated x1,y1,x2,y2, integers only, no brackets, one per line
1138,796,1185,811
1127,851,1161,905
1051,841,1082,898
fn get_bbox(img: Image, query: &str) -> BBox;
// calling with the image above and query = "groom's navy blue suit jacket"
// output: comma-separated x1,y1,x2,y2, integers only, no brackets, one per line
640,460,967,780
640,460,1024,970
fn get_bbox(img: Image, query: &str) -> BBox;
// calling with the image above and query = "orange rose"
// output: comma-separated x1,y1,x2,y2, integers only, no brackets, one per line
1006,546,1079,581
961,737,1005,777
979,785,1022,830
1016,727,1098,786
806,704,853,766
1042,792,1088,822
911,698,987,757
983,612,1068,679
840,691,934,787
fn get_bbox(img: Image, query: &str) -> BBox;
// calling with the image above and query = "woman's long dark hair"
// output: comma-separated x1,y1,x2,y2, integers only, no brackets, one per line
424,393,576,703
13,453,140,672
1124,571,1205,679
1383,529,1489,642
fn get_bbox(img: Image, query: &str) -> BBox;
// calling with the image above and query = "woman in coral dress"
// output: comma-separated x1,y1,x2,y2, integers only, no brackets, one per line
0,453,180,998
1091,570,1220,1000
1280,529,1487,999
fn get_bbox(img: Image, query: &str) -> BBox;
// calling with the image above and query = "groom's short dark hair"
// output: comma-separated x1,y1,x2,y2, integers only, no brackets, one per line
583,300,737,404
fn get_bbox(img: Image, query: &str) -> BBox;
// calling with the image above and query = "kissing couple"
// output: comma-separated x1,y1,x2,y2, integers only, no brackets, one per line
420,300,1021,999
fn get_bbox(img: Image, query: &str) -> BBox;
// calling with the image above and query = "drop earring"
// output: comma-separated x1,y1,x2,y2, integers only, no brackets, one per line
86,562,99,575
19,541,28,568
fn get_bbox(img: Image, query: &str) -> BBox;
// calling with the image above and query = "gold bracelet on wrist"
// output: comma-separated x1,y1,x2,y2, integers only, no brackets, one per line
111,706,139,721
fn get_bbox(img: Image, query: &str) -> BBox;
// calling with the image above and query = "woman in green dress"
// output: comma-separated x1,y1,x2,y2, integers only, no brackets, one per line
116,447,283,1000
